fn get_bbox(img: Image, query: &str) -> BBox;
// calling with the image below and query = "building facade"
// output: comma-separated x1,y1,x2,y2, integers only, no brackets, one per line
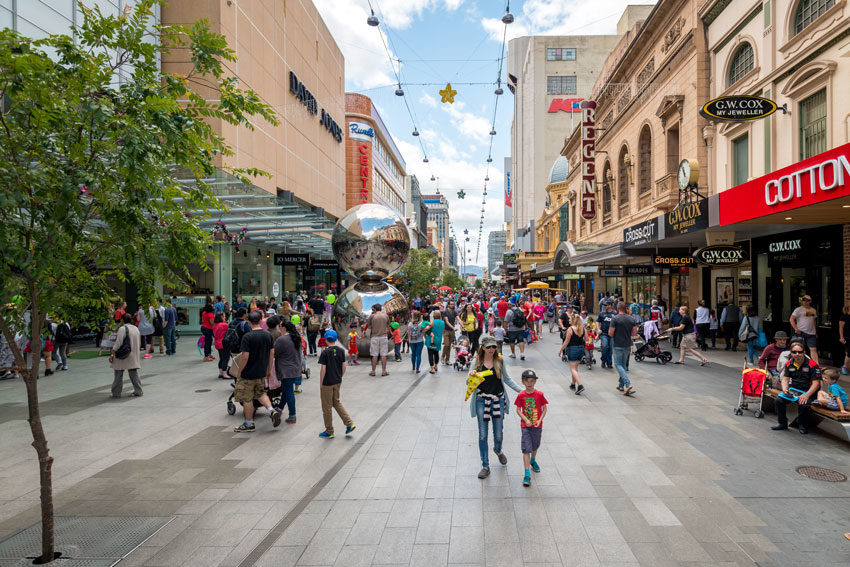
487,230,507,275
345,93,407,217
506,7,651,246
423,193,450,270
406,175,428,249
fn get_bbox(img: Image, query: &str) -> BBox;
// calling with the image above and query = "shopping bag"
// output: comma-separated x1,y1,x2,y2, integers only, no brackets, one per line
465,369,492,401
755,331,768,348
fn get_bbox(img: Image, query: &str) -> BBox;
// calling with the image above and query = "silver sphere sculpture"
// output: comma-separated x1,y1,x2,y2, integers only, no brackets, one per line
332,204,410,355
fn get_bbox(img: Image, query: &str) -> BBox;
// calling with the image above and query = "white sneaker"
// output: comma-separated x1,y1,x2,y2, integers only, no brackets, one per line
509,353,516,358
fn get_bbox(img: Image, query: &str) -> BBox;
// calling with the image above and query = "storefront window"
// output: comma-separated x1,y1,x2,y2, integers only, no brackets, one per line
672,272,689,308
626,276,657,318
232,246,272,300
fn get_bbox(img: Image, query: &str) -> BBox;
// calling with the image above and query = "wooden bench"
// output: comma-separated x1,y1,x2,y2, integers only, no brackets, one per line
763,388,850,442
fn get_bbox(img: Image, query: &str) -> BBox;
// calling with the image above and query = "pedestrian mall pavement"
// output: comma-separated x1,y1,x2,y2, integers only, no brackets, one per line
0,334,848,567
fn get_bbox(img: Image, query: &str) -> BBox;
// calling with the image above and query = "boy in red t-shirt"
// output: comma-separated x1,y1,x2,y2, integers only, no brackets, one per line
514,369,548,487
347,322,359,366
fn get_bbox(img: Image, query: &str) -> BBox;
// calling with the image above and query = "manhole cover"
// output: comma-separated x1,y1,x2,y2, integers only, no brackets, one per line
194,389,211,393
796,466,847,482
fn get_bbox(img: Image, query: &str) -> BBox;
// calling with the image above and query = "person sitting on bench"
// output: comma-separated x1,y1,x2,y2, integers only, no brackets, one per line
814,368,849,416
772,342,822,435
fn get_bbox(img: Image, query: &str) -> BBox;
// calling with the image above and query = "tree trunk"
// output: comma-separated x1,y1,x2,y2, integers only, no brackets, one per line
0,297,55,562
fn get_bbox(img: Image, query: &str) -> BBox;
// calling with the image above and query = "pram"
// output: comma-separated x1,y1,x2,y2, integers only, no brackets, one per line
454,350,471,371
734,364,768,418
633,320,673,365
226,378,282,416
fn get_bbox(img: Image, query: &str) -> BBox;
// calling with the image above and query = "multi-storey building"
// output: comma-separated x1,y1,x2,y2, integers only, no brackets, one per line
487,230,507,276
506,7,651,246
423,194,450,270
406,175,428,249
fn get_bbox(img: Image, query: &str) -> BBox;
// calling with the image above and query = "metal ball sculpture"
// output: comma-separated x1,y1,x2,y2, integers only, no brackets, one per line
331,204,410,356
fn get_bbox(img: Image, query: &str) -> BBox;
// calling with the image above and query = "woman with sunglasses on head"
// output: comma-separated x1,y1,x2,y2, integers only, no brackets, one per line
468,336,522,479
772,338,822,435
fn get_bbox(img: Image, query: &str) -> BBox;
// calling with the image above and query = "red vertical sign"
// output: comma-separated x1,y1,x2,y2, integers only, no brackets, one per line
580,100,597,220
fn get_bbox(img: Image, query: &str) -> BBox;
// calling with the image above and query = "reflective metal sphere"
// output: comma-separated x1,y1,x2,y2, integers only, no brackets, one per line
332,280,409,356
331,203,410,280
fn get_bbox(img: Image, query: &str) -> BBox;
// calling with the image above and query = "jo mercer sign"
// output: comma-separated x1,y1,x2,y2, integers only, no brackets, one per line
580,101,597,220
720,143,850,225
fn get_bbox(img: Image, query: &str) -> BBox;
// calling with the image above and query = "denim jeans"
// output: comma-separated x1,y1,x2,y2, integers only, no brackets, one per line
410,341,423,370
279,377,297,417
600,334,613,366
746,340,758,364
613,346,631,388
306,332,318,355
163,327,176,355
201,326,213,357
475,395,504,468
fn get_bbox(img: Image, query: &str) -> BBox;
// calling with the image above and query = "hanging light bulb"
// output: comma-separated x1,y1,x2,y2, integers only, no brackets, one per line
486,156,493,163
423,157,429,163
495,79,504,95
501,3,515,25
367,9,380,26
412,129,419,136
430,175,436,181
489,128,496,136
485,175,490,181
395,84,404,96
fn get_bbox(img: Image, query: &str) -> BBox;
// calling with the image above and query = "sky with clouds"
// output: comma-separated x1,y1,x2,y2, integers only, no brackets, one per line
314,0,654,270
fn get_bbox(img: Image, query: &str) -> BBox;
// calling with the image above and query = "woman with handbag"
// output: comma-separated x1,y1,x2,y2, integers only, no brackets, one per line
110,313,143,398
671,306,709,366
468,336,522,479
739,306,762,365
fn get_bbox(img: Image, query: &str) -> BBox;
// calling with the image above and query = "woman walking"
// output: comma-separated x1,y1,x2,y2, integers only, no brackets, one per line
408,311,424,373
201,303,215,361
423,311,445,374
213,313,230,379
694,300,710,351
557,313,586,394
110,313,143,397
672,306,708,366
459,304,480,354
468,336,522,479
136,303,155,359
739,306,762,365
274,319,303,424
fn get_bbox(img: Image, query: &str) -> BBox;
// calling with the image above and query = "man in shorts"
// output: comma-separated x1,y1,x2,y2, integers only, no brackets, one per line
233,310,281,432
366,303,390,377
505,300,527,361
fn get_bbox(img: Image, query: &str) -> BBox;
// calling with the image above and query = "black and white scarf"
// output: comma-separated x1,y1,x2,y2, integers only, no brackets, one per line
479,392,503,422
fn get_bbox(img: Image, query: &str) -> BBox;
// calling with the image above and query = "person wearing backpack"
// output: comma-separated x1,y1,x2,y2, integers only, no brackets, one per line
504,299,527,361
52,318,72,371
110,313,143,398
223,308,250,378
305,306,321,357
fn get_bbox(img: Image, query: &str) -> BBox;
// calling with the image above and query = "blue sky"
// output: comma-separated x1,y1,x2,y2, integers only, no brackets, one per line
315,0,654,268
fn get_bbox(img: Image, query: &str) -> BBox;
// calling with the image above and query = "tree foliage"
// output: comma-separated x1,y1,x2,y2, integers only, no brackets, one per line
440,268,466,291
0,1,276,560
398,248,441,298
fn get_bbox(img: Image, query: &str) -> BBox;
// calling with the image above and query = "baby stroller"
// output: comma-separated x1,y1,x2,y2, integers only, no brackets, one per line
734,364,767,418
454,349,471,371
226,377,282,416
633,321,673,365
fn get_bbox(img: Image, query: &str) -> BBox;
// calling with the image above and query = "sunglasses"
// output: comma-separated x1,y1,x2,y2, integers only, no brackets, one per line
484,345,496,349
790,350,805,354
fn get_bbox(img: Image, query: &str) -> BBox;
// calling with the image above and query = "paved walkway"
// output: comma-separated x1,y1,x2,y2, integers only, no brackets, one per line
0,333,848,566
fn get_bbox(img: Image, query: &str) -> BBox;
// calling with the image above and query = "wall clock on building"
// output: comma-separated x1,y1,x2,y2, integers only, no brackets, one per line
677,158,699,189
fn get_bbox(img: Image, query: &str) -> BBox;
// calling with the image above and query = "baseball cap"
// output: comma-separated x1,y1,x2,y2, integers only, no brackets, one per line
481,336,497,348
521,369,538,380
324,329,338,341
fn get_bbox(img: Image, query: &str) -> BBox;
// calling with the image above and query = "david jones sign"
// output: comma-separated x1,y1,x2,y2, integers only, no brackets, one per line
580,100,597,220
289,71,343,142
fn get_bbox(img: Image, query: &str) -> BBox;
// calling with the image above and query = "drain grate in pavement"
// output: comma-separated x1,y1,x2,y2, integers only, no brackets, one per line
0,516,172,566
796,466,847,482
194,389,211,393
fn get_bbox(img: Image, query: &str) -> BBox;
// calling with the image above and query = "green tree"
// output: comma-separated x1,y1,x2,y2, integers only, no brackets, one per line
0,2,276,560
441,268,466,290
474,279,483,289
399,249,440,298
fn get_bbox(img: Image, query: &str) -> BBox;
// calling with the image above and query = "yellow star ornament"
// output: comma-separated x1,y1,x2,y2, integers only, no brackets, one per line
439,83,457,104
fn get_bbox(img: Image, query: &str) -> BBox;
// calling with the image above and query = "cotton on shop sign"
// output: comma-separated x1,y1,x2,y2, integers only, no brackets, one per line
765,155,850,206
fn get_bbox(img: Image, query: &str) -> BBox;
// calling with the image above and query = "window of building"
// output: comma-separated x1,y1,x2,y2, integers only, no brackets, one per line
799,88,826,160
732,134,749,186
638,126,652,196
602,162,612,226
546,48,576,61
617,146,630,214
793,0,834,35
727,43,754,87
546,75,577,95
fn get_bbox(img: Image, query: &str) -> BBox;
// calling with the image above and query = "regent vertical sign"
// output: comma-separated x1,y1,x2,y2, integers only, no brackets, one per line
359,143,371,202
580,100,597,220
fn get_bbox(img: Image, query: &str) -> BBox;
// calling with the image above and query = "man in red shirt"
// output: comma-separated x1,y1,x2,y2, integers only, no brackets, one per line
496,295,510,322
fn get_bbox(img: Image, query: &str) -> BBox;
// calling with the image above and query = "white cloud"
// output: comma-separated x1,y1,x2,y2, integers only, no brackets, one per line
482,0,656,42
441,103,492,143
419,92,438,107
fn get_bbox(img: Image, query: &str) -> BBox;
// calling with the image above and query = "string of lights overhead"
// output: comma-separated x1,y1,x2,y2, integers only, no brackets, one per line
364,0,515,275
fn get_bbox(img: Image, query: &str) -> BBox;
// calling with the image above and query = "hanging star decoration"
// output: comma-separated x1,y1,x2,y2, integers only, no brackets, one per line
457,189,466,199
439,83,457,104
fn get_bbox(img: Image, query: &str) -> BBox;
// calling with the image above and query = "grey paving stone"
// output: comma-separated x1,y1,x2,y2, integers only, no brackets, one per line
415,511,452,544
297,527,349,565
555,541,600,566
517,525,560,563
452,498,483,527
410,543,449,566
332,544,376,567
346,512,389,545
373,527,416,565
483,510,520,543
447,526,485,564
257,545,305,567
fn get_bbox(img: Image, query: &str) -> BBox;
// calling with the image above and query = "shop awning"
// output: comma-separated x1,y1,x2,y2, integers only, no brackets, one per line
555,241,625,266
175,168,336,258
